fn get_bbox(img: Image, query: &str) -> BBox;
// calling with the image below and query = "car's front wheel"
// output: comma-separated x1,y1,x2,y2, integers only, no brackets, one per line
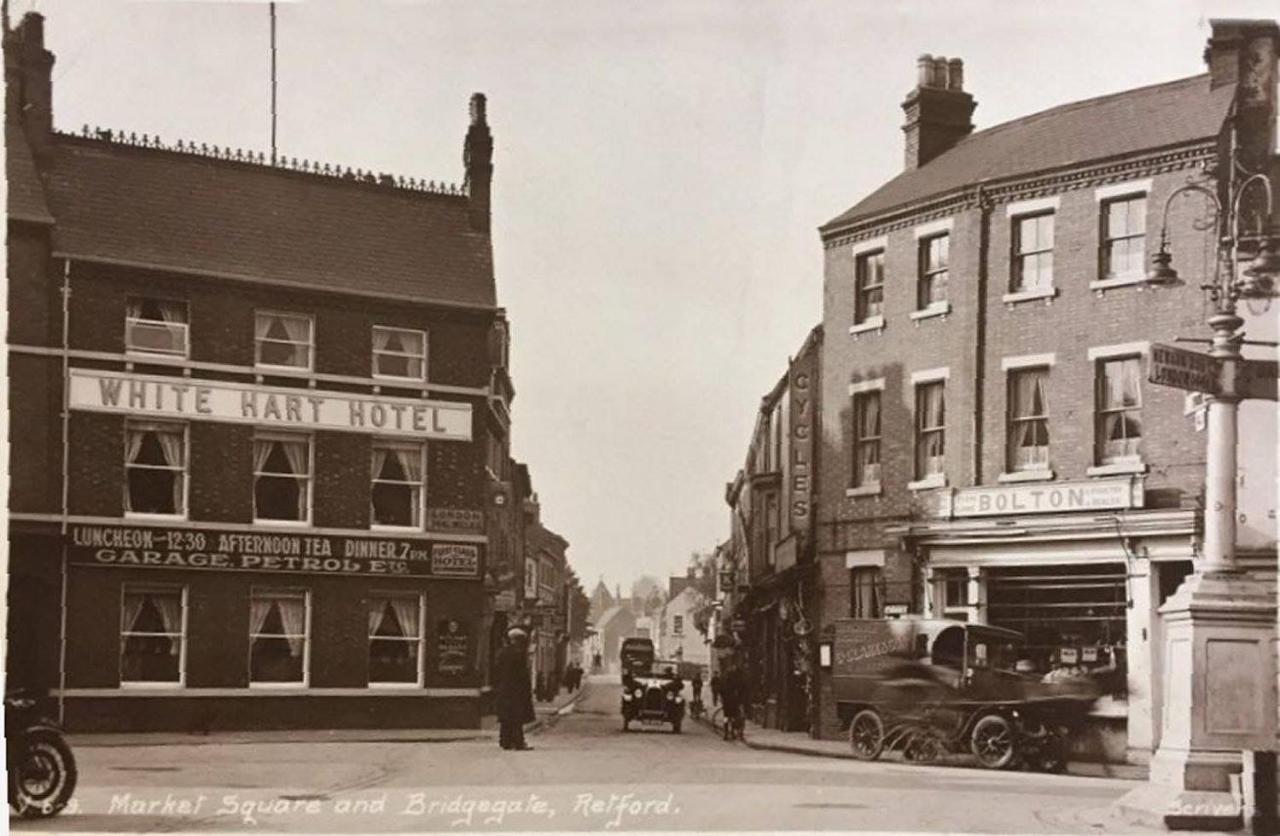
971,714,1017,769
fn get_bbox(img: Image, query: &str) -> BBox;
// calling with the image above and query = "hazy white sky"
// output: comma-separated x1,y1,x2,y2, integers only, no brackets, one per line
26,0,1279,592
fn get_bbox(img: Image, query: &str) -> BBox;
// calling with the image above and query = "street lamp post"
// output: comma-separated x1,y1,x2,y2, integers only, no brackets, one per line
1120,136,1280,829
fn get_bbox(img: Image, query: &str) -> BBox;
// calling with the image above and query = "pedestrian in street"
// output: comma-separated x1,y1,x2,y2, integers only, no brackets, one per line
494,627,535,751
710,671,721,706
720,662,746,741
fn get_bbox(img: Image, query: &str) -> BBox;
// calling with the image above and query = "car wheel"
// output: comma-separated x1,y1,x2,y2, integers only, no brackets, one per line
848,709,885,760
971,714,1017,769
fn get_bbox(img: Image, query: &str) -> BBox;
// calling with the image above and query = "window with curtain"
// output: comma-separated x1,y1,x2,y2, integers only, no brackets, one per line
852,391,882,487
850,567,883,618
253,435,311,522
1096,356,1143,463
855,250,885,324
917,234,949,308
125,421,186,516
371,443,424,528
125,298,189,357
249,590,309,684
915,381,946,479
254,312,313,370
1100,195,1146,279
1013,213,1055,292
121,586,186,684
372,326,427,380
368,594,423,685
1008,367,1050,471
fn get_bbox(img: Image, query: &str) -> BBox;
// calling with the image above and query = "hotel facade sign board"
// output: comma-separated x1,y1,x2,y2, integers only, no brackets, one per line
68,369,472,441
68,524,482,579
945,477,1142,518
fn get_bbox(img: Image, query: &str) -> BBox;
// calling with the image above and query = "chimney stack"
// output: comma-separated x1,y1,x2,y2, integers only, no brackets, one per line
4,12,55,156
463,92,493,234
901,54,976,171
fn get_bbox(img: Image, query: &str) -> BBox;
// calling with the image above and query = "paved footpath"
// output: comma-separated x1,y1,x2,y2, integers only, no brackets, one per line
13,676,1185,833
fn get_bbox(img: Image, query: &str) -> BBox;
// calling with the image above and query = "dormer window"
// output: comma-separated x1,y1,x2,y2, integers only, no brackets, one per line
126,298,188,357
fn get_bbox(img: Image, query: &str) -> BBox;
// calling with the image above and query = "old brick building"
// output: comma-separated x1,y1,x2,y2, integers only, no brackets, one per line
723,325,822,732
5,12,517,731
811,24,1278,762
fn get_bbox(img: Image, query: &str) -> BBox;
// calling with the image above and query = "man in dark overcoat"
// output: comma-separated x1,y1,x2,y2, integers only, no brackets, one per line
494,627,536,750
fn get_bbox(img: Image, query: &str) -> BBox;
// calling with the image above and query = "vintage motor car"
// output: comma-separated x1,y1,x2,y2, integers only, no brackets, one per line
620,637,655,676
830,617,1100,771
621,659,685,733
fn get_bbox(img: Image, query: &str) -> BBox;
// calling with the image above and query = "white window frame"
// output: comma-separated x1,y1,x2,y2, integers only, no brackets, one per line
125,297,189,359
124,420,189,521
1010,211,1057,296
254,311,314,372
252,432,314,526
912,379,947,486
367,592,425,688
849,383,884,495
120,584,188,688
1096,188,1149,286
1004,366,1052,478
917,232,950,311
249,588,312,688
1093,354,1146,470
370,441,426,532
372,325,428,382
853,249,886,329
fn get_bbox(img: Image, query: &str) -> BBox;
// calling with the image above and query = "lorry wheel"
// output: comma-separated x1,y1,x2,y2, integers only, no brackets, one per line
848,709,885,760
971,715,1017,769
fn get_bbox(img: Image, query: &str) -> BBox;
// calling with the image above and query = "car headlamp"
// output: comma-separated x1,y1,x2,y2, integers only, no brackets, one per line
634,688,643,698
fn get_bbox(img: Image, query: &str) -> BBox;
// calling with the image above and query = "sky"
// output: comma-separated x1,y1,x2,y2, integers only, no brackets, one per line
23,0,1280,593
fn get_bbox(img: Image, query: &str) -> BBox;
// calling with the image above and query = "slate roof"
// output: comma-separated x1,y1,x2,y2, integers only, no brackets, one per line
42,135,496,308
6,124,53,224
822,74,1236,234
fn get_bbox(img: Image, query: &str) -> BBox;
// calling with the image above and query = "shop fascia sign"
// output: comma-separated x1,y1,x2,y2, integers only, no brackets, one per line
68,369,472,441
68,523,480,579
932,476,1143,519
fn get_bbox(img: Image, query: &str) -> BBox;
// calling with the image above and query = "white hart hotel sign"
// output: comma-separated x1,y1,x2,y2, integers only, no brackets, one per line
69,370,472,441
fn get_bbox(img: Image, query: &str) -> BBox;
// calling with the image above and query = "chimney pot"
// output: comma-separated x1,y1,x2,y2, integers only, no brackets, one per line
931,57,949,88
917,54,934,87
947,58,964,91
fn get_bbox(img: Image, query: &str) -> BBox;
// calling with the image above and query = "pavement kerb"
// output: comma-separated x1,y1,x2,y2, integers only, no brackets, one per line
693,708,1146,781
66,683,591,748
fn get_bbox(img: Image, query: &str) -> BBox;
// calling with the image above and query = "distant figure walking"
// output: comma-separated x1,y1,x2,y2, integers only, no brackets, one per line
719,662,746,741
710,671,722,706
494,627,535,751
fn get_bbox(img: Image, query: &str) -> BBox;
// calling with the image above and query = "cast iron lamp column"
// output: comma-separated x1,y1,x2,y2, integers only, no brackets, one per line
1120,163,1280,829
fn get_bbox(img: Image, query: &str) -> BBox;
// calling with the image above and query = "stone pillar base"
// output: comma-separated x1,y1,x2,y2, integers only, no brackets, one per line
1117,783,1242,831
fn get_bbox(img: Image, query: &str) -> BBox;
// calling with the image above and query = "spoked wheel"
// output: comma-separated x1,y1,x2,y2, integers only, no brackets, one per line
8,730,78,819
901,727,944,764
970,714,1017,770
848,709,885,760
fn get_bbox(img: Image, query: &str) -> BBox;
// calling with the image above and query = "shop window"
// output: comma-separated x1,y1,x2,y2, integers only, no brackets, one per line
1012,212,1055,292
125,297,188,357
1100,194,1146,279
1007,367,1049,471
371,443,425,529
917,233,949,308
368,594,423,686
254,311,313,370
249,590,309,685
914,381,946,478
372,326,427,381
120,585,186,685
854,250,885,324
124,421,187,517
935,568,969,620
1096,356,1143,464
253,435,312,523
850,567,883,618
852,391,882,487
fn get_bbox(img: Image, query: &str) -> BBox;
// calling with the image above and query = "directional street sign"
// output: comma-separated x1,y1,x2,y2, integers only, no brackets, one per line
1238,358,1278,401
1148,343,1222,394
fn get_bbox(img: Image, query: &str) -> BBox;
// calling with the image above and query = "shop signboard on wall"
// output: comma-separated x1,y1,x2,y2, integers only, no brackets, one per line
940,476,1142,519
436,619,470,676
68,369,472,441
788,354,816,533
67,523,483,579
425,507,485,533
